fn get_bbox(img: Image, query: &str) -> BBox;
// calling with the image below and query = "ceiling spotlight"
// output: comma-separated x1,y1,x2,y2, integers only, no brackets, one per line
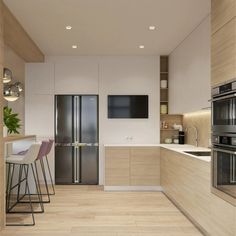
149,26,156,30
139,45,144,49
66,25,72,30
72,45,78,49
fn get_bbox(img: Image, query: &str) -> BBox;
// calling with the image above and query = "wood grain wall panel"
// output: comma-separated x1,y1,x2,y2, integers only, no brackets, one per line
183,111,211,148
211,0,236,34
211,18,236,86
0,0,4,230
3,4,44,62
161,148,236,236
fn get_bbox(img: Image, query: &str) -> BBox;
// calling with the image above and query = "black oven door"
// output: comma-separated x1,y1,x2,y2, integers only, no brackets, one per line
213,147,236,198
212,93,236,132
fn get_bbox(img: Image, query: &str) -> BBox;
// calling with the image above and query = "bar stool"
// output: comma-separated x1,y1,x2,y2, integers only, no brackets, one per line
16,140,54,201
44,139,55,195
18,141,50,205
6,143,41,226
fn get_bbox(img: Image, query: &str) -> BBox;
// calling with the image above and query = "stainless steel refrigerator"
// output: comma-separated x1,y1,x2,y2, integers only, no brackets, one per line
55,95,98,184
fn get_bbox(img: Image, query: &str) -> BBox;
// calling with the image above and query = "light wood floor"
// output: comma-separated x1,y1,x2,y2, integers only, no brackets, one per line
2,185,202,236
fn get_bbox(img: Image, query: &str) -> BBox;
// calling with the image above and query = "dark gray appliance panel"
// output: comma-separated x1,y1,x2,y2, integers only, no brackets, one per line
55,146,73,184
81,96,98,143
80,146,98,184
80,96,98,184
55,95,73,144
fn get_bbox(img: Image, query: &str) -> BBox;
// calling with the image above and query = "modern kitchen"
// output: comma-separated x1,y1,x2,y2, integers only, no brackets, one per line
0,0,236,236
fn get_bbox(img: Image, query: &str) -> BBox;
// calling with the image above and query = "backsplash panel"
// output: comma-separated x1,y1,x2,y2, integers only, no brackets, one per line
183,110,211,148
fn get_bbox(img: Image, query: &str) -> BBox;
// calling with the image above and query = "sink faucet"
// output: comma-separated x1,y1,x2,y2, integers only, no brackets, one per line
185,126,199,147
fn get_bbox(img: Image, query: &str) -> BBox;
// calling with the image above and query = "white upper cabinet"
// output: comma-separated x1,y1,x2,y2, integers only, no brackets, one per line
25,63,55,95
169,17,211,114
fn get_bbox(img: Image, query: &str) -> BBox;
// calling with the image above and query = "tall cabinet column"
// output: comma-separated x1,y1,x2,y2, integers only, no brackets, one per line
0,0,4,230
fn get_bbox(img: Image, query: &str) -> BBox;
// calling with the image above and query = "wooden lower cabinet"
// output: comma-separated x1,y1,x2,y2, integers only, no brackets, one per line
130,147,160,186
105,147,160,186
105,147,130,186
161,148,236,236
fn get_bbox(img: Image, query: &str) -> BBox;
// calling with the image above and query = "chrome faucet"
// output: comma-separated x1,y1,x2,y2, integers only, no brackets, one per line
185,126,199,147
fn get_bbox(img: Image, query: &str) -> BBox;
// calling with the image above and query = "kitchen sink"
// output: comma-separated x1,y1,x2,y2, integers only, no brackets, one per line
184,151,211,156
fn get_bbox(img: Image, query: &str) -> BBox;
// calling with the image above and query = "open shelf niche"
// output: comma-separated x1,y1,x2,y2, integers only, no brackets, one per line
160,56,183,144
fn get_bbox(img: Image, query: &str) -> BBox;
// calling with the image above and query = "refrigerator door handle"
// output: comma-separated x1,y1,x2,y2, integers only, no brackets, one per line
55,143,74,147
73,147,78,183
76,142,99,147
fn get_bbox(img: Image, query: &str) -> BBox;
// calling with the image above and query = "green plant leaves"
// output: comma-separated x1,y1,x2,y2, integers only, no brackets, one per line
3,106,21,134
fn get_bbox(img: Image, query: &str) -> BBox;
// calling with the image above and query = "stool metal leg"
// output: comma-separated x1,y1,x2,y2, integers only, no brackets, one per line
6,163,12,212
40,159,50,203
45,155,55,195
6,164,35,226
17,164,44,213
6,163,15,212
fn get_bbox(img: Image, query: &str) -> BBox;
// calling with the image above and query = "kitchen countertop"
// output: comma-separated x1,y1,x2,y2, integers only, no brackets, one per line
3,135,36,143
104,144,211,162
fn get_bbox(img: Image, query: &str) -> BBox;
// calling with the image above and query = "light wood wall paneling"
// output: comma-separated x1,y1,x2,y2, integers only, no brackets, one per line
3,3,44,62
161,148,236,236
211,0,236,34
0,0,4,230
211,18,236,86
183,111,211,148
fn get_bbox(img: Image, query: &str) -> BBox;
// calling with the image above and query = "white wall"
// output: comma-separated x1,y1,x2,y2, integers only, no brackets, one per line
169,16,211,114
25,56,160,185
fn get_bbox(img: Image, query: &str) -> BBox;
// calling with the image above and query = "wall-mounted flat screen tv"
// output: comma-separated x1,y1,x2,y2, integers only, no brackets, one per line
108,95,148,118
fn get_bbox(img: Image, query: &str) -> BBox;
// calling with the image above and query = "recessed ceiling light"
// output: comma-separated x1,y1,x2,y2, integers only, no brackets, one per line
149,26,156,30
139,45,144,49
72,45,78,49
66,25,72,30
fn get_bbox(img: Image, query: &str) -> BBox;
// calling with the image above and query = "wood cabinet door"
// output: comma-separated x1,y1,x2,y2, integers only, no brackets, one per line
211,18,236,86
130,147,160,186
211,0,236,35
105,147,130,186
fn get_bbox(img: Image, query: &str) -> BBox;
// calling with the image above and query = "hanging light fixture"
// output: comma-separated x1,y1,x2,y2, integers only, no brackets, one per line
3,68,12,83
4,82,23,102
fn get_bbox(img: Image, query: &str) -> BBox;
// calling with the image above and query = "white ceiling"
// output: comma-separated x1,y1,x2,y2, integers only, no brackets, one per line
3,0,210,56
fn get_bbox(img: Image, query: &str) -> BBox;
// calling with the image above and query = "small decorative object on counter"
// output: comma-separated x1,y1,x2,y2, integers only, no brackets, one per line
160,80,168,89
173,135,179,144
173,123,183,131
178,131,185,144
164,138,172,144
164,122,169,129
161,104,168,114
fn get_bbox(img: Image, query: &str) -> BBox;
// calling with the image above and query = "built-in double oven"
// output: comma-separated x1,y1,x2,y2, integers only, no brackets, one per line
212,80,236,199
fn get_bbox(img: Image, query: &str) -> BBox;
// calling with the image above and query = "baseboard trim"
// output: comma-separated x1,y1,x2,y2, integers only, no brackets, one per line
104,186,163,191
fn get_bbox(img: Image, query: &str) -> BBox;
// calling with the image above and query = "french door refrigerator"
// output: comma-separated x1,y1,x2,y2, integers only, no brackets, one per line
55,95,98,184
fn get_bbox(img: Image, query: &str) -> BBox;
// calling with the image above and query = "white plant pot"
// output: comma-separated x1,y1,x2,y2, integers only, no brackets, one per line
3,126,8,137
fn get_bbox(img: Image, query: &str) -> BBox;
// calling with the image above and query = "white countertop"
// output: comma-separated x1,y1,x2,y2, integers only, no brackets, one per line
104,144,211,162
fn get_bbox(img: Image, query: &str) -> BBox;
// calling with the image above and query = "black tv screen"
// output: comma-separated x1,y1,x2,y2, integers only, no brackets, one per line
108,95,148,119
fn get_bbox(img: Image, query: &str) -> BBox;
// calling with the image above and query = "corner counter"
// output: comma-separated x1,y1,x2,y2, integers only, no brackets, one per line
161,148,236,236
104,144,236,236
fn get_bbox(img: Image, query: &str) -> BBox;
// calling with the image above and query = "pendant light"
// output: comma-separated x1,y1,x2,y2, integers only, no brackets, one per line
4,82,23,102
3,68,12,83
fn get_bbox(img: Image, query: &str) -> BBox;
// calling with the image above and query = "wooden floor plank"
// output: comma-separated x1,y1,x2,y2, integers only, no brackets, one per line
2,185,203,236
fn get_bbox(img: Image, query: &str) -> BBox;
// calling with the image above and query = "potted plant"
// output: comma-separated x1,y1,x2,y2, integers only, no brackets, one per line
3,106,21,136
